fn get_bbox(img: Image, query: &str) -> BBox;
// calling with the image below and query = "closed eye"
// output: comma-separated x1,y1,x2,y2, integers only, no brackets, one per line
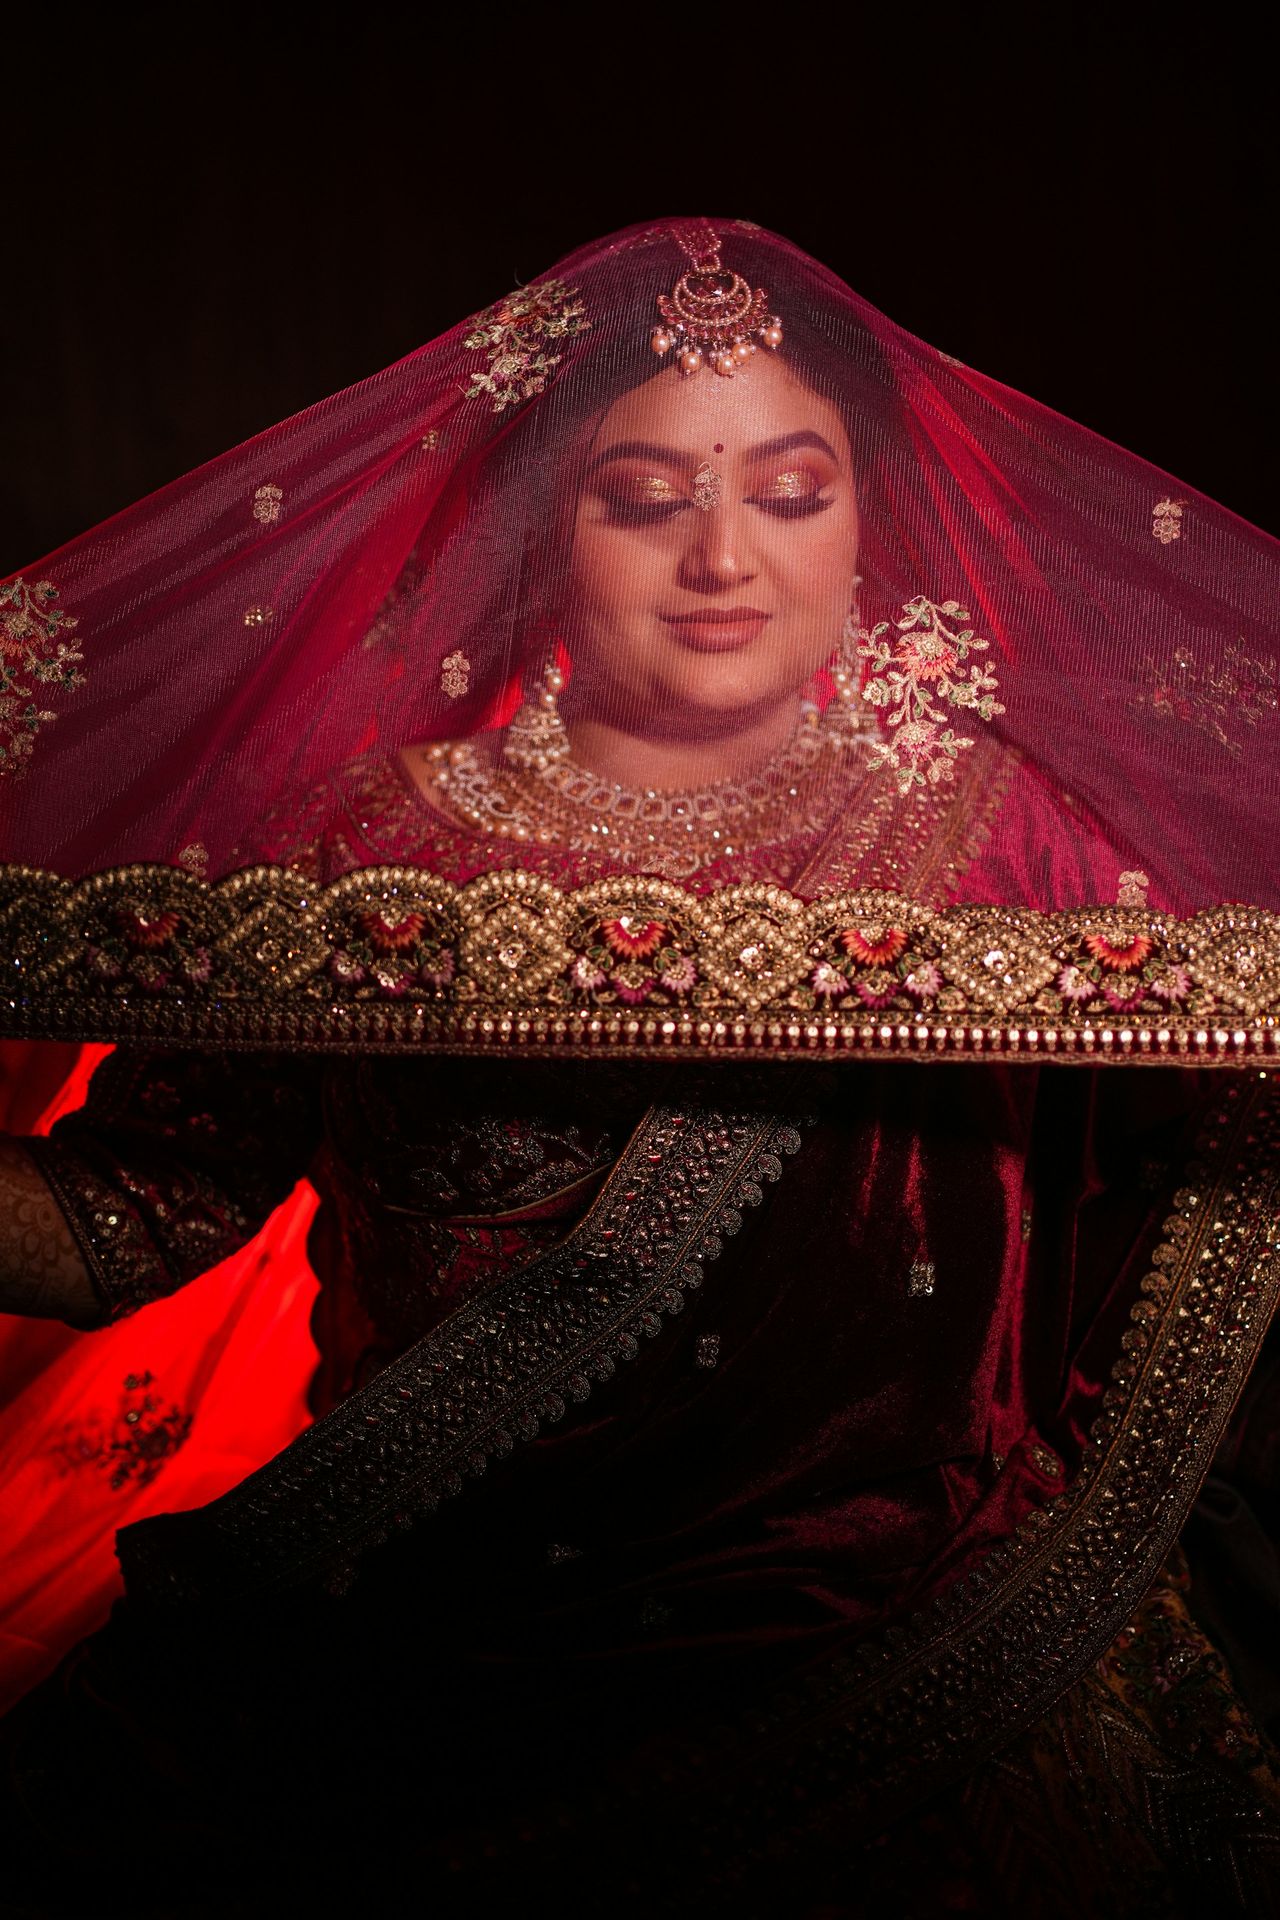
598,492,836,526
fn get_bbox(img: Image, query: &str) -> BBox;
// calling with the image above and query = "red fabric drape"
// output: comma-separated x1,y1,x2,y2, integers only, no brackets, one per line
0,1040,319,1713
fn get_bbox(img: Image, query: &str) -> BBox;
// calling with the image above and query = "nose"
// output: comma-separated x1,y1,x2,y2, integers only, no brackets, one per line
676,495,759,595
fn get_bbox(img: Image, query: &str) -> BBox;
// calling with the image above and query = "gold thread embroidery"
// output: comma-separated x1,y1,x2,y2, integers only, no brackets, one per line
242,605,274,627
1139,640,1279,757
0,576,84,775
252,483,283,524
855,596,1005,793
440,651,470,700
1117,870,1149,907
115,1097,806,1604
908,1260,936,1297
463,278,590,414
525,1076,1280,1870
1152,497,1185,543
0,864,1274,1061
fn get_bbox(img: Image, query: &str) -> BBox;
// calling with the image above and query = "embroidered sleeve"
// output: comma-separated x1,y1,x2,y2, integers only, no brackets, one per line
25,1048,325,1325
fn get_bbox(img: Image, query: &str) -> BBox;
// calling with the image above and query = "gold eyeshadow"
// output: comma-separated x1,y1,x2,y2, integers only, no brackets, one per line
614,474,683,502
759,467,819,500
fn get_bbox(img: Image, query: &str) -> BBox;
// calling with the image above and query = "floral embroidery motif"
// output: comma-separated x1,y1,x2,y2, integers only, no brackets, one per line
855,596,1005,792
177,842,209,877
463,277,590,413
440,650,470,699
1117,870,1149,908
2,868,1277,1062
421,430,441,451
1139,640,1278,757
49,1370,192,1490
1152,497,1185,543
243,605,274,627
695,1333,721,1368
0,576,84,774
908,1260,936,1297
252,483,283,524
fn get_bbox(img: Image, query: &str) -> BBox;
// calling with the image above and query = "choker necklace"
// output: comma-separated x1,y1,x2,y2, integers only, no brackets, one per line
418,697,876,880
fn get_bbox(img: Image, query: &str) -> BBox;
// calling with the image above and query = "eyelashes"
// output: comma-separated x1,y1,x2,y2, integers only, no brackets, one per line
599,494,836,527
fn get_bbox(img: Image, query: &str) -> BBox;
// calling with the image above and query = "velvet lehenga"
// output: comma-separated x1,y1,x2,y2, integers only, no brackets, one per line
1,738,1278,1916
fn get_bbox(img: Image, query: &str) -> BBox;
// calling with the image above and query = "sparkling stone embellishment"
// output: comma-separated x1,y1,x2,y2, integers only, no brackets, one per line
908,1260,936,1298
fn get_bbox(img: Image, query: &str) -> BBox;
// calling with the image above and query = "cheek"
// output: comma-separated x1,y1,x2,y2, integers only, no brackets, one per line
572,523,662,612
777,512,856,606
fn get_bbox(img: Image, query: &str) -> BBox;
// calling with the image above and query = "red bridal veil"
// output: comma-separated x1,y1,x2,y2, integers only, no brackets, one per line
0,214,1276,1702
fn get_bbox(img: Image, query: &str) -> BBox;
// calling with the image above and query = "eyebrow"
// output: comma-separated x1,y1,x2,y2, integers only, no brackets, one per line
586,429,842,472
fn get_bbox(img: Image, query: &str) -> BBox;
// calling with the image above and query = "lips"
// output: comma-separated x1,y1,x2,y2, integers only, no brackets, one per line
660,607,772,652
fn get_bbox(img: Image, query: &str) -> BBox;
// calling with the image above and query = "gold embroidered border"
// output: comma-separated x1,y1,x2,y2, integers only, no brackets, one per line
0,862,1275,1065
618,1071,1280,1862
116,1093,806,1606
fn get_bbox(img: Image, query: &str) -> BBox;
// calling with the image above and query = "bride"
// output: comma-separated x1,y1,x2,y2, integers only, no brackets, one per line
0,217,1276,1916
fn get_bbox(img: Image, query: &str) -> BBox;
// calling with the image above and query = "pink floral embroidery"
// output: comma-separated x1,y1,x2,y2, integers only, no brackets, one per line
611,966,654,1006
655,952,698,994
811,962,851,999
1150,964,1192,1002
904,961,943,999
571,955,608,993
1103,982,1147,1014
372,966,413,998
854,968,902,1010
1057,965,1095,1004
419,949,456,991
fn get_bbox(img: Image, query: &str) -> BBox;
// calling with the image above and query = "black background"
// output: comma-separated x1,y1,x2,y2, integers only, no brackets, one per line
3,11,1272,573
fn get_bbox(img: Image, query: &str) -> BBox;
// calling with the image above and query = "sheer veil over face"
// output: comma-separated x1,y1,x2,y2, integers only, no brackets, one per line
561,351,859,785
0,215,1275,1063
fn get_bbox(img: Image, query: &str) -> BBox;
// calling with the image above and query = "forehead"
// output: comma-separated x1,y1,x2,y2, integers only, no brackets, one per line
589,353,850,462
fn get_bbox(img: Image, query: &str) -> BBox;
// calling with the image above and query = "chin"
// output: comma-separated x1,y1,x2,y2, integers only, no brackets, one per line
665,658,809,721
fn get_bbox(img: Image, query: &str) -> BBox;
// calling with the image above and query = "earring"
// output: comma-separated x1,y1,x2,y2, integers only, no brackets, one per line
826,588,875,746
503,656,570,771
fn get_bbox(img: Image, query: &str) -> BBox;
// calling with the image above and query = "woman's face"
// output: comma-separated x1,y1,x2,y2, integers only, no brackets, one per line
564,351,858,738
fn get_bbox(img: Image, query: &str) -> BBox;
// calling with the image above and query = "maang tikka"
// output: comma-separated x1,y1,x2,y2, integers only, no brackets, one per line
650,223,782,379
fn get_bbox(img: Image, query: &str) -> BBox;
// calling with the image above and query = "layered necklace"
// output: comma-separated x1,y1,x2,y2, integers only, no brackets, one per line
416,698,876,882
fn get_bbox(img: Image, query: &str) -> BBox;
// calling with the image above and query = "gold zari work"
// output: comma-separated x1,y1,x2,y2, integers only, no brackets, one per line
0,865,1275,1062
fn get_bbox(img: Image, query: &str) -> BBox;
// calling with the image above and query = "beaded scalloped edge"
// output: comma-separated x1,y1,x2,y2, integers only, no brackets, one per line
1,863,1277,1066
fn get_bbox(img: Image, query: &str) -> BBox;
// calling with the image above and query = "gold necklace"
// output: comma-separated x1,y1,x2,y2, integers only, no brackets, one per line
418,699,877,879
